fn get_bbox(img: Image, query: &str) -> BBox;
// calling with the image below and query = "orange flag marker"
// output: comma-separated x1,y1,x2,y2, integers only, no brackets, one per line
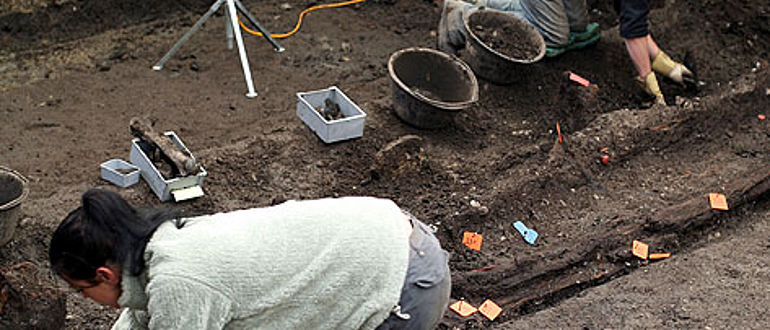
449,300,477,318
649,252,671,260
632,240,649,260
708,193,729,210
478,299,503,321
462,232,483,251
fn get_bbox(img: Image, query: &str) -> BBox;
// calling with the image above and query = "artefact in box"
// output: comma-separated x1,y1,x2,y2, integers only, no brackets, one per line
129,131,207,202
296,86,366,143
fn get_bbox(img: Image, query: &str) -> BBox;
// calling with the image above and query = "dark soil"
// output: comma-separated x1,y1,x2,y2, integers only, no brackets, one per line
152,157,175,181
469,11,541,60
115,168,137,175
0,0,769,329
0,262,66,329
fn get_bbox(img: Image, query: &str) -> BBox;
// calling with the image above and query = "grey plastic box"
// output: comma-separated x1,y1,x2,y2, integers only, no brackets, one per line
296,86,366,143
100,159,140,188
129,131,207,202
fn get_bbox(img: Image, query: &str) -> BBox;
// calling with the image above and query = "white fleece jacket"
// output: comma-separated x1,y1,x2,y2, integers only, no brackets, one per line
111,197,412,330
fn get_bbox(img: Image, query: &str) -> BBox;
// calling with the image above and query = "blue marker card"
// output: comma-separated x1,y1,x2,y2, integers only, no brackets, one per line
513,221,538,245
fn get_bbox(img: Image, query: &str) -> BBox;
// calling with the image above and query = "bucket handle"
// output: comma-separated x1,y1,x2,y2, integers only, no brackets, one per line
0,165,29,211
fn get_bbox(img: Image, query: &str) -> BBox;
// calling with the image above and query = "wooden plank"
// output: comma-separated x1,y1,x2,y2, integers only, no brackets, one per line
129,117,199,177
452,165,770,316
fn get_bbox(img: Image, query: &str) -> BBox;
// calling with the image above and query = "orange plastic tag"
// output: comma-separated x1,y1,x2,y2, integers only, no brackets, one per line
708,193,729,210
556,122,563,143
649,252,671,260
462,232,483,251
569,72,591,87
478,299,503,321
449,300,477,317
632,240,649,260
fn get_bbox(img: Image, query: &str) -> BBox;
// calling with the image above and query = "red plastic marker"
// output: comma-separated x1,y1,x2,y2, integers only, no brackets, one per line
569,72,591,87
601,155,610,165
471,265,496,273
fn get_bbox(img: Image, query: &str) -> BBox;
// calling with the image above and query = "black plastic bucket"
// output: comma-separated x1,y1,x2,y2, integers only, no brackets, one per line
1,166,28,247
463,9,545,85
388,47,478,129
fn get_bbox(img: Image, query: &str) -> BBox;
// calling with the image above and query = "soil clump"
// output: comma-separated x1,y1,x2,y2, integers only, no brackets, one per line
315,98,345,121
0,262,66,329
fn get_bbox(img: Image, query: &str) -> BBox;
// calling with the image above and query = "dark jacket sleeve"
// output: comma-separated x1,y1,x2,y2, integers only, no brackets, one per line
614,0,650,38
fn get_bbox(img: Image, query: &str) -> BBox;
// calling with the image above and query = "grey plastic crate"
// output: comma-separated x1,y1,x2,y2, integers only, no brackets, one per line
296,86,366,143
100,159,140,188
129,131,207,202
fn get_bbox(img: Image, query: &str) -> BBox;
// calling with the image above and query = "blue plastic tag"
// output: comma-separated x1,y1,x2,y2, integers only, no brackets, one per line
513,221,538,245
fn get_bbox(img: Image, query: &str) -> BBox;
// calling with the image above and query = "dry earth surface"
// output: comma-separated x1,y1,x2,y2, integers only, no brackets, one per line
1,0,769,329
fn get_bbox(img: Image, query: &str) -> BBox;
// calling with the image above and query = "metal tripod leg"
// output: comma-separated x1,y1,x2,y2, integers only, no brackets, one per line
234,0,284,52
153,0,225,70
153,0,276,98
225,7,234,50
225,0,258,98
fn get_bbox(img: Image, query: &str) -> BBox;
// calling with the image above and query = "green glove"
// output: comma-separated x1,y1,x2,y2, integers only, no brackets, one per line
652,51,694,85
635,72,666,106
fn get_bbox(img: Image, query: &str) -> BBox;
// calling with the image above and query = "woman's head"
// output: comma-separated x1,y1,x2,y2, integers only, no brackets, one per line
49,189,176,307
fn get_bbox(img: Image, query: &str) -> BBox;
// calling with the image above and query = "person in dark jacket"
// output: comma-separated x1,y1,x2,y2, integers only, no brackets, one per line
615,0,694,105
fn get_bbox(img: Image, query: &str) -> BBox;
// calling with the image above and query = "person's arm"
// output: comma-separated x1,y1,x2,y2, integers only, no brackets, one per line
438,0,477,54
111,309,149,330
144,275,235,330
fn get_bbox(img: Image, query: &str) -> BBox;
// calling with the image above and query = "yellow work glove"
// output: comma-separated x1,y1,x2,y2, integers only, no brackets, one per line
635,72,666,106
652,51,694,85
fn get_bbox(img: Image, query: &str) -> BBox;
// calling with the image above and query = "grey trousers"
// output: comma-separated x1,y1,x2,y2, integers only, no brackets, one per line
376,216,451,330
491,0,589,47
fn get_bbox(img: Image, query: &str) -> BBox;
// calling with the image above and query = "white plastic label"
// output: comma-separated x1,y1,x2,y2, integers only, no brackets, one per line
171,186,204,202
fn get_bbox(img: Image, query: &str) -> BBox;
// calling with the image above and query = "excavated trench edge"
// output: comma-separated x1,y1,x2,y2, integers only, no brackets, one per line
444,72,767,327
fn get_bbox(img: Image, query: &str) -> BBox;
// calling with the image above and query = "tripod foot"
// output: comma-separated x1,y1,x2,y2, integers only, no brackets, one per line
152,65,163,71
246,92,258,98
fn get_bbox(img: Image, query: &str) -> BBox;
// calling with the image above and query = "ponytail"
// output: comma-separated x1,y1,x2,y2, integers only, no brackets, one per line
49,189,177,279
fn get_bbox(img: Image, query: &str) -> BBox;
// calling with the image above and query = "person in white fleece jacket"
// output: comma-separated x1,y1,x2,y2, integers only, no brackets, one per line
49,189,450,330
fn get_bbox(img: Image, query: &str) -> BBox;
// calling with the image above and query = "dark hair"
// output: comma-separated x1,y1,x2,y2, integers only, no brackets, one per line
48,189,177,280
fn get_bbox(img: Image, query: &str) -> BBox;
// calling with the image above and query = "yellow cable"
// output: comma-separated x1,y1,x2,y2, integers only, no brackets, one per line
238,0,366,39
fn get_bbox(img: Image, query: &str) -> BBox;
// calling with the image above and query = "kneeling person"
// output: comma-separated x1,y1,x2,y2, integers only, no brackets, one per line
49,189,451,330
